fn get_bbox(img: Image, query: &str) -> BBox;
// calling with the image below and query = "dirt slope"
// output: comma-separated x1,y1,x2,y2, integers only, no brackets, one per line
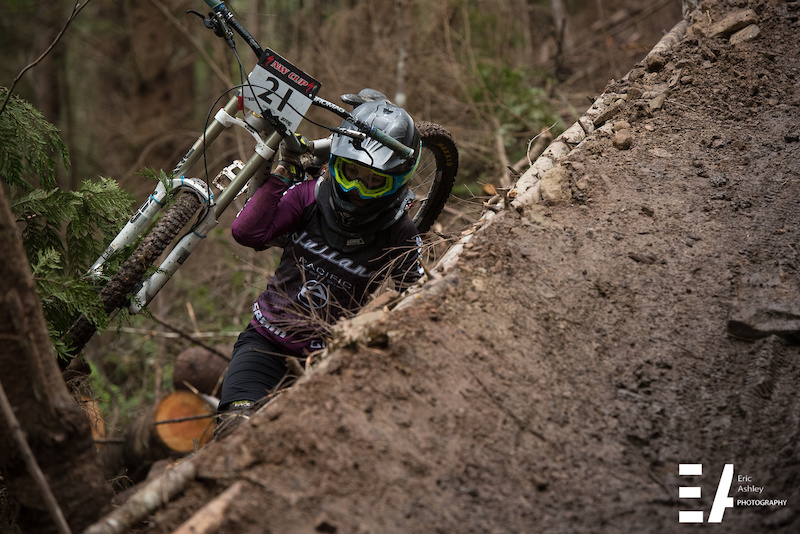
139,1,800,532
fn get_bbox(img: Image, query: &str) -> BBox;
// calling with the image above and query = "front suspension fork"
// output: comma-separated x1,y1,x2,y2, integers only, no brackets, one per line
88,96,242,278
129,134,281,313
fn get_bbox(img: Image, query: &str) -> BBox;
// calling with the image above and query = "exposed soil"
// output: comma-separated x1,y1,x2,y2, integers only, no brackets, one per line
138,1,800,532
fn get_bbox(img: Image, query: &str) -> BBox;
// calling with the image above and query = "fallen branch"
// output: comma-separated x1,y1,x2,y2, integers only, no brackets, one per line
0,378,72,534
83,459,197,534
645,20,689,63
521,124,558,169
120,313,238,363
118,326,238,340
153,413,216,425
172,481,244,534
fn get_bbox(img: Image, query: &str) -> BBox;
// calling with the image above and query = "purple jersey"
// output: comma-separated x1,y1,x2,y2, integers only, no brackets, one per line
232,175,423,355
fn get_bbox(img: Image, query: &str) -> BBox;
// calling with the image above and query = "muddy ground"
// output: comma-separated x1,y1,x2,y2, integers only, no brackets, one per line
136,1,800,532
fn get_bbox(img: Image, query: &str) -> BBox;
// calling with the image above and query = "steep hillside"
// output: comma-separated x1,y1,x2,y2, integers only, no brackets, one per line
93,1,800,532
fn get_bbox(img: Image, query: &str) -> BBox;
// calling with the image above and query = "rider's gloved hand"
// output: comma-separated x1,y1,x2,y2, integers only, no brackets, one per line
276,134,311,184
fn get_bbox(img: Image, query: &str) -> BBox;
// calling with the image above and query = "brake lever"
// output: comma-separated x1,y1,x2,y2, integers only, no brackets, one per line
187,10,215,30
187,10,236,50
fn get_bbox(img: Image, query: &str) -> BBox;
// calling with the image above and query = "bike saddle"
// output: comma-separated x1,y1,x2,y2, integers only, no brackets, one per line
340,88,391,108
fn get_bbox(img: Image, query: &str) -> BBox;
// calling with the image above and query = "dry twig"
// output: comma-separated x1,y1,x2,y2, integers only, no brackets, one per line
0,0,94,117
0,378,72,534
172,481,244,534
83,459,198,534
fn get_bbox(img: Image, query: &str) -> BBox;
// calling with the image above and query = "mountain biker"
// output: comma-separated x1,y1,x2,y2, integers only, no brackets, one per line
216,100,424,434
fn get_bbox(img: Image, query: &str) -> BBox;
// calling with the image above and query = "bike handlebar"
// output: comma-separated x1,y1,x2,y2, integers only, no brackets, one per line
203,1,263,57
365,125,415,159
198,1,415,162
310,97,416,160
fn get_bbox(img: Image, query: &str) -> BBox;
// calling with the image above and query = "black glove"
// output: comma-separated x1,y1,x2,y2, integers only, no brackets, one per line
277,134,311,183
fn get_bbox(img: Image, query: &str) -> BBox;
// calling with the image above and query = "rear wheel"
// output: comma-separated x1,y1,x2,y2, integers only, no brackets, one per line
408,121,458,233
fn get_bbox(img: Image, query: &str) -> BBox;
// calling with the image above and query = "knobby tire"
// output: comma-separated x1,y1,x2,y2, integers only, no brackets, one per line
412,121,458,233
64,191,203,354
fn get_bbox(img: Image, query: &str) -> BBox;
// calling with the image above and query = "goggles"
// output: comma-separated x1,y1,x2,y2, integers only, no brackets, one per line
330,156,417,199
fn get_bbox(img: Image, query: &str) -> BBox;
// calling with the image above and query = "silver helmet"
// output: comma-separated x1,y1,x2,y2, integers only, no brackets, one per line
316,101,421,249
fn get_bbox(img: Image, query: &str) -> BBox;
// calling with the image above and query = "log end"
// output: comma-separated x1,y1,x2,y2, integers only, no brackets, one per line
155,391,216,453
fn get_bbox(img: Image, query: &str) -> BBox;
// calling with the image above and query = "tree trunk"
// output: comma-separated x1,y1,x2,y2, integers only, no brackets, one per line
127,1,198,173
551,0,568,76
31,2,70,189
394,0,408,107
0,186,113,533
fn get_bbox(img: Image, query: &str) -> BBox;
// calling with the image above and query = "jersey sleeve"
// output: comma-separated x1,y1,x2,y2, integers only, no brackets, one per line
231,176,315,250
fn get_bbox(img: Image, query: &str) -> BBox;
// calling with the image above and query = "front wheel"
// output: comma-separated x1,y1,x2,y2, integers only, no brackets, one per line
409,121,458,233
62,191,203,355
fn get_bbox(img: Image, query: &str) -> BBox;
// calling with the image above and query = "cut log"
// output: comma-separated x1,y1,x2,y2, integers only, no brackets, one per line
84,459,198,534
154,390,216,453
172,345,231,396
98,390,215,483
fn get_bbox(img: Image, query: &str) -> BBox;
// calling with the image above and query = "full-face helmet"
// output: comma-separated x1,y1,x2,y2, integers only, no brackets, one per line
316,101,421,250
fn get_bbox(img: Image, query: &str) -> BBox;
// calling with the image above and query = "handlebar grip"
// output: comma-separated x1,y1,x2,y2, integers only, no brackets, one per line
368,127,415,160
204,0,223,9
283,134,305,153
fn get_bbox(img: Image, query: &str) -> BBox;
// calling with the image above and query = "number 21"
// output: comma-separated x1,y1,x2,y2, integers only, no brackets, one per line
256,77,293,112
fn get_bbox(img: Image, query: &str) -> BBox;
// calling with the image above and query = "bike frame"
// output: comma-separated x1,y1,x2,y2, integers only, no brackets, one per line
88,95,280,313
86,1,418,316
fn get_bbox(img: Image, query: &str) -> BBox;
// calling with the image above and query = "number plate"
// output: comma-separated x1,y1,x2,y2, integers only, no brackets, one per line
241,49,321,134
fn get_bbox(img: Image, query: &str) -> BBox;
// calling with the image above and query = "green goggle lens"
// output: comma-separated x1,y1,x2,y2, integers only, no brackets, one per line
333,158,396,199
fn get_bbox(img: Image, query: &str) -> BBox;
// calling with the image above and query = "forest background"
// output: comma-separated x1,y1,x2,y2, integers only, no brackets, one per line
0,0,682,437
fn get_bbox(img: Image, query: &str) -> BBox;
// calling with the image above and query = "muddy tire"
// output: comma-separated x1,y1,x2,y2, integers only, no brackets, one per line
410,121,459,233
63,191,203,354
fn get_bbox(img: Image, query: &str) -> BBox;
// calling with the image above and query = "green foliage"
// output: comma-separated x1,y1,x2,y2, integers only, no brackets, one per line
478,64,556,123
0,87,68,191
138,167,174,194
29,247,108,340
13,177,133,273
473,61,564,155
1,87,134,358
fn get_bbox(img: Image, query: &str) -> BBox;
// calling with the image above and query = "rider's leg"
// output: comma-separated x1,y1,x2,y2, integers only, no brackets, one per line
215,325,293,438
